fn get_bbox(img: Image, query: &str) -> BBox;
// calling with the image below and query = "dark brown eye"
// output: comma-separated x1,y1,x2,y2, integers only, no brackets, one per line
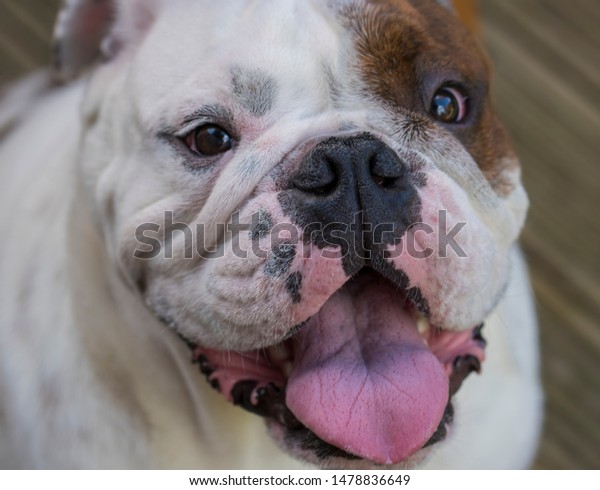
185,124,232,156
430,86,468,123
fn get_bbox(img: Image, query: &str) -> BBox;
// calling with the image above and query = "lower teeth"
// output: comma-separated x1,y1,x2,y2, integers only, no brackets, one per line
417,316,430,344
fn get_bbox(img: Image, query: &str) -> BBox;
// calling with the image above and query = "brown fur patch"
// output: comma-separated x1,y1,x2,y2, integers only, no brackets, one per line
340,0,517,195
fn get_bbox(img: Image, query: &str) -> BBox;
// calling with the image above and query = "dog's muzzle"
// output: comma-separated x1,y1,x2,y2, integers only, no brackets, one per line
282,133,421,276
188,272,486,465
178,133,487,465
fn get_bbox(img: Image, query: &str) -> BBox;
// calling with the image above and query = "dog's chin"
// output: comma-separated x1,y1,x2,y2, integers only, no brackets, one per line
179,267,487,468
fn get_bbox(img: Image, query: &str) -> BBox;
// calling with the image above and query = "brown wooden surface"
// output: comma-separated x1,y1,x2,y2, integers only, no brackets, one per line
1,0,599,470
480,0,600,469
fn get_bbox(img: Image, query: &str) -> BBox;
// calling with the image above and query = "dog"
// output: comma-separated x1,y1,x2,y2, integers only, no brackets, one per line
0,0,542,469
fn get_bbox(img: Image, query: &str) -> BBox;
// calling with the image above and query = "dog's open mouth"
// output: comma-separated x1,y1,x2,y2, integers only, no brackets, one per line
186,268,486,465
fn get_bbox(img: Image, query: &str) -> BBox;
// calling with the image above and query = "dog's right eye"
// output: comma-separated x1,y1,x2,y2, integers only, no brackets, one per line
184,124,233,156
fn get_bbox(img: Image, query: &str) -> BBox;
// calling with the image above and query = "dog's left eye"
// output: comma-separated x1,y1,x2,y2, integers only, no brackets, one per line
184,124,233,156
430,86,468,123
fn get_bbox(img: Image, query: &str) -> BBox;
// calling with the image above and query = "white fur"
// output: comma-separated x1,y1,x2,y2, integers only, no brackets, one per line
0,0,542,469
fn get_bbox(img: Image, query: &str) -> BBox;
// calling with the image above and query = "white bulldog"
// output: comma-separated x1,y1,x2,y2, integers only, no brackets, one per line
0,0,542,469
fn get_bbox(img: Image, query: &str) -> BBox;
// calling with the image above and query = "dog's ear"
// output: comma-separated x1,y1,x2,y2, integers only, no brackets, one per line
52,0,163,81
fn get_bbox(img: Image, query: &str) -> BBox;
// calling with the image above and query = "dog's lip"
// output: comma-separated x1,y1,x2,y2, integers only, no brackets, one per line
261,351,479,462
190,337,484,464
185,268,486,464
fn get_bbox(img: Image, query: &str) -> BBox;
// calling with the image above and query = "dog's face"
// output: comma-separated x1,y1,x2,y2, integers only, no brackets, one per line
58,0,528,468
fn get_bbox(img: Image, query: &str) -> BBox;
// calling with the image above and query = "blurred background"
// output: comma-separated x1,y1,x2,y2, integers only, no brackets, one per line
0,0,598,469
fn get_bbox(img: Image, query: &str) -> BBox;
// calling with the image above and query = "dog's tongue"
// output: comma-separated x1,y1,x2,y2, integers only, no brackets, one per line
286,272,448,464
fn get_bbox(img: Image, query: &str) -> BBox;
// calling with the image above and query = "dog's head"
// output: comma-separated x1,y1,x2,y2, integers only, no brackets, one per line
55,0,528,468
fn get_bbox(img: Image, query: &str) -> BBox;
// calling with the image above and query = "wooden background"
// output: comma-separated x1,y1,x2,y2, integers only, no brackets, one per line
0,0,598,469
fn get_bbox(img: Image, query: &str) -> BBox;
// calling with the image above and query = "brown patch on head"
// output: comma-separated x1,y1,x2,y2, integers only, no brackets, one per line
340,0,517,195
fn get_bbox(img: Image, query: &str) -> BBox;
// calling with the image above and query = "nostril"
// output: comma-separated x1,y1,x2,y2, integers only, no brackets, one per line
369,155,402,189
372,175,398,189
291,156,338,195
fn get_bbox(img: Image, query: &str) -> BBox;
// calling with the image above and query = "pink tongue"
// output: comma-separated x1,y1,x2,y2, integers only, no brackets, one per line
286,273,449,464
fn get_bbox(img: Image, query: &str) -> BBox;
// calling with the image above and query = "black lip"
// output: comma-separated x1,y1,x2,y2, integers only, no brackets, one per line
423,402,454,448
285,425,362,461
472,323,487,346
231,380,302,429
450,354,482,396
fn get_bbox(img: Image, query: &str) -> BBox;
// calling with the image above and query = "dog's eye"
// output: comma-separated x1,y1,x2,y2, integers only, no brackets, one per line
184,124,232,156
430,86,468,123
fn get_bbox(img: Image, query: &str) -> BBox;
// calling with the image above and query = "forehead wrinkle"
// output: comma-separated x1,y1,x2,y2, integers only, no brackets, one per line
230,66,278,117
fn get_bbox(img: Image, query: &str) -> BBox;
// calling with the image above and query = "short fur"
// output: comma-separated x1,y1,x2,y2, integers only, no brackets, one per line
0,0,542,469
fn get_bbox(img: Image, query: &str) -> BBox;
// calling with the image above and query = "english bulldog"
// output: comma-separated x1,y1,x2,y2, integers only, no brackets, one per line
0,0,542,469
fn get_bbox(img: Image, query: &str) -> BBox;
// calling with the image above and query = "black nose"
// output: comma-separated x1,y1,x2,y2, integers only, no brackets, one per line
280,134,421,275
291,134,407,194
